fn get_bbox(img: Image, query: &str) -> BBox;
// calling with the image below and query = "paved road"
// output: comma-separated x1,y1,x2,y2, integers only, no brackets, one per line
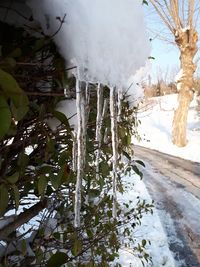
134,146,200,267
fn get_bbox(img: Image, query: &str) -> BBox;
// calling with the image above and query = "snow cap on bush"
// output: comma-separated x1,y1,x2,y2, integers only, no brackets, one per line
28,0,150,89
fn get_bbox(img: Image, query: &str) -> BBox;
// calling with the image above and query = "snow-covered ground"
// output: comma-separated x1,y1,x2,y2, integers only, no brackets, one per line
117,175,175,267
134,94,200,162
118,94,200,266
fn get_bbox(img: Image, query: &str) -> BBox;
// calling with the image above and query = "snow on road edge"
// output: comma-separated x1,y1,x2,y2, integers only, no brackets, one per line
116,174,175,267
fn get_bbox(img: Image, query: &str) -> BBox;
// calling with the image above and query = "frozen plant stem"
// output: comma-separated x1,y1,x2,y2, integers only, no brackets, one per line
110,87,118,218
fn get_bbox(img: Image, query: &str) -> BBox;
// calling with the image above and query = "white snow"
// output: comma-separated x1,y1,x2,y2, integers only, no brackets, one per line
46,99,77,131
127,62,152,106
175,69,184,91
175,69,183,83
28,0,150,89
116,174,175,267
134,94,200,162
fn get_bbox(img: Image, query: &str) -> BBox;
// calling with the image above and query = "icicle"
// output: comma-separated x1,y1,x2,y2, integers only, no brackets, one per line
81,83,90,167
74,78,89,227
117,88,123,122
100,99,108,132
74,71,84,228
72,132,77,172
81,84,86,167
95,83,103,179
85,82,90,107
83,82,90,206
103,127,108,144
96,98,108,178
110,87,118,219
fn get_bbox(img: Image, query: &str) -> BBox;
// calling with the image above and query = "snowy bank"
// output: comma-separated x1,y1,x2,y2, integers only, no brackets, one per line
134,94,200,163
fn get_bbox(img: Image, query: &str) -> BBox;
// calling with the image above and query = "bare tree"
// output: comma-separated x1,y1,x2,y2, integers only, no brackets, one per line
148,0,199,146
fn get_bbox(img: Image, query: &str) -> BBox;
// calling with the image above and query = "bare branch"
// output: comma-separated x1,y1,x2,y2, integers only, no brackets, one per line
149,0,175,33
188,0,195,28
0,199,47,240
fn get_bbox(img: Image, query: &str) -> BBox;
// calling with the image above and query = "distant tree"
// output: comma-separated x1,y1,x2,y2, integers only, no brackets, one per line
147,0,199,146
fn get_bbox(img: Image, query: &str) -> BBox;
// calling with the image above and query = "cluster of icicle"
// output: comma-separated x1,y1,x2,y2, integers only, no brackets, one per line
27,0,150,228
73,74,122,228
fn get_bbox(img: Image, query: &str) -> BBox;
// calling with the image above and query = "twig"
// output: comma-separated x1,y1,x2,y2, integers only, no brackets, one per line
0,198,47,240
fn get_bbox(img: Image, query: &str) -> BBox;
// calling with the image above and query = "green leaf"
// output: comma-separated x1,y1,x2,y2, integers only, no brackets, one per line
50,174,60,190
38,175,48,195
21,239,27,255
57,165,66,185
53,232,60,240
6,172,19,184
127,134,132,145
38,104,46,120
35,247,43,264
34,38,46,51
11,100,29,121
122,150,131,161
0,185,9,216
0,69,29,121
47,252,68,267
142,0,148,5
46,138,55,153
72,239,82,256
9,48,22,58
38,165,52,175
132,165,143,179
6,120,17,136
142,239,147,247
100,161,110,176
12,184,20,209
89,189,100,198
135,160,145,168
4,57,16,68
18,153,29,169
58,151,68,165
53,110,70,128
0,95,11,140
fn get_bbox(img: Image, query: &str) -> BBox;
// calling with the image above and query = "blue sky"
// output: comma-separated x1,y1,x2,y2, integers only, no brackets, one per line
143,1,200,83
150,38,179,82
143,4,180,83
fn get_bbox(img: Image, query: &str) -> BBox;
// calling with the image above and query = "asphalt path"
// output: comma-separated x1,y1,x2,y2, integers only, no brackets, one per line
134,146,200,267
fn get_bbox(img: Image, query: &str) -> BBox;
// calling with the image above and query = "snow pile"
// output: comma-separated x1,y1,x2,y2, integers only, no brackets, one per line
116,174,175,267
134,94,200,162
127,62,151,106
47,99,77,131
175,69,184,91
28,0,150,88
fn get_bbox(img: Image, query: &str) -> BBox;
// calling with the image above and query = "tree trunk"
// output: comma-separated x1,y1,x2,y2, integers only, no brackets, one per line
172,29,198,147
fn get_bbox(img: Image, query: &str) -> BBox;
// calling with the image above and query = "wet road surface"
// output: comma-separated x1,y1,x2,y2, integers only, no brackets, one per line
134,146,200,267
